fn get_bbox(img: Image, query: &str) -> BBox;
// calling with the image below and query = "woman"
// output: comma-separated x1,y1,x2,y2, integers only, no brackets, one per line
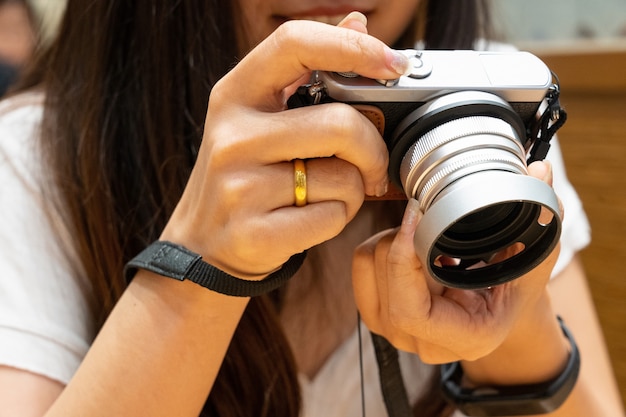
0,0,622,416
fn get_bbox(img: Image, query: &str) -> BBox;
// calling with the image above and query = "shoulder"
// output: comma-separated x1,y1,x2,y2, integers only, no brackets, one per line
0,90,45,168
0,91,94,385
0,90,44,120
0,91,46,207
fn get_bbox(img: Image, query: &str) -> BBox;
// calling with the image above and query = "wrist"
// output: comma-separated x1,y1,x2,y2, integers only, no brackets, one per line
462,292,570,386
442,316,580,416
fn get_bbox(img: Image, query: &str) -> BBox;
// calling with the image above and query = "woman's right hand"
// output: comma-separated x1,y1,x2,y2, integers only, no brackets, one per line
161,13,410,279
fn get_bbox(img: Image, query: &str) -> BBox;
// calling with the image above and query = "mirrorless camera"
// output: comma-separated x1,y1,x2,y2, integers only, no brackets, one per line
288,50,566,289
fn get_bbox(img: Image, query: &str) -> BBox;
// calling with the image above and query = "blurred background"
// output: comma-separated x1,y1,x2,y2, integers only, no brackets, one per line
1,0,625,409
493,0,626,44
0,0,64,95
28,0,65,42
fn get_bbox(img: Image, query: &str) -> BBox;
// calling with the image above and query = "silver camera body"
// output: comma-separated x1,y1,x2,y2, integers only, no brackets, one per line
290,50,564,289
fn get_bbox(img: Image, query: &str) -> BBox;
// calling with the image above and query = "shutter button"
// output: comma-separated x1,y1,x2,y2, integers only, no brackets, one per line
408,52,432,79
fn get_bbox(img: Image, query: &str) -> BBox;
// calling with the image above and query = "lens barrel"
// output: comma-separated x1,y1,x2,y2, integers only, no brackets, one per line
392,92,561,289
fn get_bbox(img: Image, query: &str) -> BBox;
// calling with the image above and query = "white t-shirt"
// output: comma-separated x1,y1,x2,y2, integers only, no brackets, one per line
0,92,94,384
0,91,590,416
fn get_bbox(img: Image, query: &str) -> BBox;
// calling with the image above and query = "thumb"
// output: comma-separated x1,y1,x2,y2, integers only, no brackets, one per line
386,199,434,320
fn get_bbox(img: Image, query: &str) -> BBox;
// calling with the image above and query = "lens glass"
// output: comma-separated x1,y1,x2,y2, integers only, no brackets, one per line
436,201,539,260
444,202,520,241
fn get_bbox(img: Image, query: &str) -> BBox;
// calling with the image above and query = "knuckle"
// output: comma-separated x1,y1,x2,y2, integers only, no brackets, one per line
321,104,388,176
317,203,349,234
323,103,362,139
203,133,235,172
208,78,228,108
219,177,250,208
296,204,350,247
207,75,241,115
336,29,370,69
204,118,259,170
386,246,411,266
271,20,304,54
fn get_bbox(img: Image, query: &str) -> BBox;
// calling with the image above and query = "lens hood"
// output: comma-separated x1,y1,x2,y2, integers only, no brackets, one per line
413,171,561,288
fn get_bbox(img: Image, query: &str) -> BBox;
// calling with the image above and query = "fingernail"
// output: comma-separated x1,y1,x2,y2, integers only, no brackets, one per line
375,179,389,197
338,11,368,27
401,198,422,231
387,49,411,76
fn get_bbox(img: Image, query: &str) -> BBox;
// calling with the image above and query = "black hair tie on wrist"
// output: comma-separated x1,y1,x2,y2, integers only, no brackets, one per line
124,241,306,297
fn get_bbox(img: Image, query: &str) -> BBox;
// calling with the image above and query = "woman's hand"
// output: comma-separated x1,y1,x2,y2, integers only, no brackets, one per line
160,13,410,278
353,161,566,366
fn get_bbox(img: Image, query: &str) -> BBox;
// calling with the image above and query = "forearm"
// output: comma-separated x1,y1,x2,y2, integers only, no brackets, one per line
548,256,625,416
45,270,248,417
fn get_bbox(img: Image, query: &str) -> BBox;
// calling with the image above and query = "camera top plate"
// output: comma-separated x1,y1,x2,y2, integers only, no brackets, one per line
320,50,553,104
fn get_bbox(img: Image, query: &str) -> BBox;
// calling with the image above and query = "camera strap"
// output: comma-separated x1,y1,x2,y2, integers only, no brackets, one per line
527,74,568,164
370,333,413,417
124,241,307,297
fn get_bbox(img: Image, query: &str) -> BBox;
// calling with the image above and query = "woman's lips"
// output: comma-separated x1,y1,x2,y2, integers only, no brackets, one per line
274,6,371,25
290,14,352,25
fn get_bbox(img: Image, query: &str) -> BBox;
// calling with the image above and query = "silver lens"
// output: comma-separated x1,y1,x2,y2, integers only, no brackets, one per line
400,115,528,212
392,92,561,289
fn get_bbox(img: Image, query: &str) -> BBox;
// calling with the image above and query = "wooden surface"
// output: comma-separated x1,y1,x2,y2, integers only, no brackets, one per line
539,50,626,406
535,45,626,93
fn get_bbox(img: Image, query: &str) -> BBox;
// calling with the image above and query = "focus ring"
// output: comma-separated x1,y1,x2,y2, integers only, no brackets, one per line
400,115,527,210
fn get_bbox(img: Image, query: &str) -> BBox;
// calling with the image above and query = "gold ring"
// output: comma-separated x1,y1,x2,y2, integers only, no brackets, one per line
293,159,307,206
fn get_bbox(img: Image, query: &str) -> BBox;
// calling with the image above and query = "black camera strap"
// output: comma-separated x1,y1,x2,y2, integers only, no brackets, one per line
370,333,413,417
527,74,568,164
124,241,306,297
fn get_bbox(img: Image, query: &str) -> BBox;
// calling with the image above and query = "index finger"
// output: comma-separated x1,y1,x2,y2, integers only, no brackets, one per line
225,20,409,107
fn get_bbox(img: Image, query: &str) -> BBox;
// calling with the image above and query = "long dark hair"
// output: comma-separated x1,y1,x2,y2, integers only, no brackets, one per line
17,1,491,416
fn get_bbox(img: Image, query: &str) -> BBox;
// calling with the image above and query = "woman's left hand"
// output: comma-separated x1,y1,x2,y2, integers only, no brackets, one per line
352,161,562,364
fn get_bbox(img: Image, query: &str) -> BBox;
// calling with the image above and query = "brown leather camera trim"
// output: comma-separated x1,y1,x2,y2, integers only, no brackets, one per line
353,104,385,135
353,104,408,200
